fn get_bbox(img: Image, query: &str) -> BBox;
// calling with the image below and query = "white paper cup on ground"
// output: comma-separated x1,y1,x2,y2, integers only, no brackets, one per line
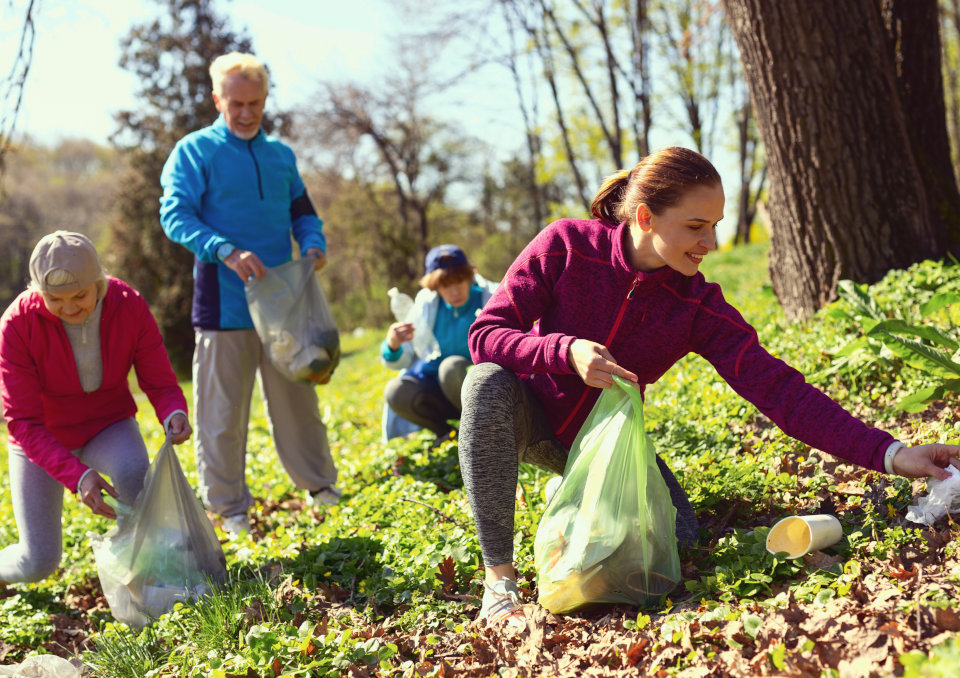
766,514,843,558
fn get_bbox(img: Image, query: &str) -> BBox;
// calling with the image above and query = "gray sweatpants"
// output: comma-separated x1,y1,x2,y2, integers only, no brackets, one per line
458,362,699,568
385,356,470,436
193,329,337,519
0,418,149,583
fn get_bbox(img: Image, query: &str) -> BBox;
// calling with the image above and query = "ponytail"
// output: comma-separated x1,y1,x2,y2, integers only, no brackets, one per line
589,147,722,226
590,169,631,224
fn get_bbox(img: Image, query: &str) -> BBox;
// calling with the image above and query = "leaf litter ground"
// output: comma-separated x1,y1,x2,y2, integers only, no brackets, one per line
1,242,959,676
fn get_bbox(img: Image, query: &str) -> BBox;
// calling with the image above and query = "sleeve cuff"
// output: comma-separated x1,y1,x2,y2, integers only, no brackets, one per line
76,467,96,494
381,340,403,363
163,409,188,435
884,440,905,475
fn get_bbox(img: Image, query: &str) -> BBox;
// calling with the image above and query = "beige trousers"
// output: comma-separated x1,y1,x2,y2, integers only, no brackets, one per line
192,329,336,518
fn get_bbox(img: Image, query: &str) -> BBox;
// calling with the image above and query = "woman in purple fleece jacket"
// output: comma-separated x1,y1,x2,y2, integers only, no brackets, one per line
460,147,960,628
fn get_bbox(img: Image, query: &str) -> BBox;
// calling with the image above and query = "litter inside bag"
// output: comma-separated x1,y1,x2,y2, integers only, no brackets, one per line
90,439,227,628
534,376,680,614
906,464,960,526
246,258,341,384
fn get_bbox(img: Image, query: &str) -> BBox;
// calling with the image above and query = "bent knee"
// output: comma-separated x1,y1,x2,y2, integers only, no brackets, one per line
17,551,62,583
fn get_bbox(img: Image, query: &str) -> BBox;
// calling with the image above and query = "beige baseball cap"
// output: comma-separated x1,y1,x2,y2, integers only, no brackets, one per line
29,231,105,295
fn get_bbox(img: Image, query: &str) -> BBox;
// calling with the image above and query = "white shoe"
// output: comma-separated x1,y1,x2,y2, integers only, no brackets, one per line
221,513,250,538
544,475,563,504
479,577,526,630
306,485,341,507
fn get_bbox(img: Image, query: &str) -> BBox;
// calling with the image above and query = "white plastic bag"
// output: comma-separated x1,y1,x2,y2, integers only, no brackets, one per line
0,656,81,678
906,465,960,525
386,287,440,362
246,259,340,384
90,439,227,628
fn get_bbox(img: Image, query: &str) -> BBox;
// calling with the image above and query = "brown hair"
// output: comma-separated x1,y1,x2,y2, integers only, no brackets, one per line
590,147,722,225
419,263,477,291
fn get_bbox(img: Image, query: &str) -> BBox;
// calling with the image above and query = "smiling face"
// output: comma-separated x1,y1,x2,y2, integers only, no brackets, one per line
437,279,471,309
42,282,99,324
213,72,266,140
632,183,724,275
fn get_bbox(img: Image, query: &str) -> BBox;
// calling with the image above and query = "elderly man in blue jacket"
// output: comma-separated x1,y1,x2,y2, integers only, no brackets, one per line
160,52,339,538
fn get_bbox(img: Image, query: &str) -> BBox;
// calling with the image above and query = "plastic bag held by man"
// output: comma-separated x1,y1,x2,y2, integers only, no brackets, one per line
245,258,341,384
90,439,227,628
534,376,681,613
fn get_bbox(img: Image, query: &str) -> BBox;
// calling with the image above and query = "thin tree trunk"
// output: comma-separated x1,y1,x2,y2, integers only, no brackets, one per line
632,0,652,158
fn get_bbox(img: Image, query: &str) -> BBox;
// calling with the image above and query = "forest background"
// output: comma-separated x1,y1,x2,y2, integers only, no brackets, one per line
8,0,954,373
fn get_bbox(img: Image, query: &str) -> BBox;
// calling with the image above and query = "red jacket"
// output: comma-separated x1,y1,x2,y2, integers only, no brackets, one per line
1,278,187,490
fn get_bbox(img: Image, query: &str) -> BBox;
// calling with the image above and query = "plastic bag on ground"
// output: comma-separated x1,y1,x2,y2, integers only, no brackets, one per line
906,464,960,525
534,376,681,613
0,656,81,678
90,438,227,629
246,258,340,384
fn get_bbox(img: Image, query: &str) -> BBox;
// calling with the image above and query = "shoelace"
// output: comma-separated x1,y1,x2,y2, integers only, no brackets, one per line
483,581,523,624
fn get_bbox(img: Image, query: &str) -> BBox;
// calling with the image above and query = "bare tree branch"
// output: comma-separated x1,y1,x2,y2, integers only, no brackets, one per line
0,0,38,182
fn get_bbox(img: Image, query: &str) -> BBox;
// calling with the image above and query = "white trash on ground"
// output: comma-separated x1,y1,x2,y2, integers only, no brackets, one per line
906,464,960,526
0,655,82,678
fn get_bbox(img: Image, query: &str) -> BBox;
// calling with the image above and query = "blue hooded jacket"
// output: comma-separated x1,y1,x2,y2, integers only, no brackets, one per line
160,116,325,330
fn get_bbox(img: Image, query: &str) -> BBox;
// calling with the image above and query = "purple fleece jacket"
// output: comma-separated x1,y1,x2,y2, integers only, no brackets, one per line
468,218,894,472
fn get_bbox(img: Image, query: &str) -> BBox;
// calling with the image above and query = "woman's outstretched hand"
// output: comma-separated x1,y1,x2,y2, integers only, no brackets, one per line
892,443,960,480
568,339,638,389
166,412,193,444
79,472,120,520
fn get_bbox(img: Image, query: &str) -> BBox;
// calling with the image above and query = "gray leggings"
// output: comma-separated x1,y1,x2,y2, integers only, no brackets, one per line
0,418,149,583
385,356,470,436
458,362,699,568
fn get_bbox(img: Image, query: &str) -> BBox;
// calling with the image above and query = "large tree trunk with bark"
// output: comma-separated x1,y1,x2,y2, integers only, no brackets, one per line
723,0,960,319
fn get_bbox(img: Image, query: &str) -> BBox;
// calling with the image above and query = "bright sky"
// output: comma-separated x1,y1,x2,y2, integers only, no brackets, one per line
3,0,406,144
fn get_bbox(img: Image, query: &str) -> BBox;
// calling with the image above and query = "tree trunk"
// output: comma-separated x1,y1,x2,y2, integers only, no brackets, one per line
723,0,951,319
882,0,960,252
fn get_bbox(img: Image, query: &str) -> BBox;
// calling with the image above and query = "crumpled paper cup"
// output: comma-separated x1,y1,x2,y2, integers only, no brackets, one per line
766,514,842,559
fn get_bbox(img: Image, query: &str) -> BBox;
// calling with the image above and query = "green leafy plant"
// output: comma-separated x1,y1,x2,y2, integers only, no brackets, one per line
825,279,960,411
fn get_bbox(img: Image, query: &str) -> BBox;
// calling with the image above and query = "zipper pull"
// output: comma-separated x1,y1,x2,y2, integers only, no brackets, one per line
626,276,641,299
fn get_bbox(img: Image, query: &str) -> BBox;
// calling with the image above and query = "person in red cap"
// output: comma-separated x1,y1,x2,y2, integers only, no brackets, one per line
380,245,497,440
0,231,191,582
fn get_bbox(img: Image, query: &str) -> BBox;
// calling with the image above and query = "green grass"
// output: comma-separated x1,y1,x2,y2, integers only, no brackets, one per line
1,242,960,675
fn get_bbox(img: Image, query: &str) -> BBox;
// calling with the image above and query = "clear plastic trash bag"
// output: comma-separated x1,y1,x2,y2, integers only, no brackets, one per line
90,438,227,629
534,376,681,613
386,287,441,362
246,258,340,384
0,656,81,678
906,464,960,526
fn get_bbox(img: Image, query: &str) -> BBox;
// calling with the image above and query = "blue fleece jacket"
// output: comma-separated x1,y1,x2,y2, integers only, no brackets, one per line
159,116,325,330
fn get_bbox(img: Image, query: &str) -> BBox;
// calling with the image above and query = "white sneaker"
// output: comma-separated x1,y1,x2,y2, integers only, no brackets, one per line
544,475,563,504
221,513,250,538
479,577,526,630
306,485,341,507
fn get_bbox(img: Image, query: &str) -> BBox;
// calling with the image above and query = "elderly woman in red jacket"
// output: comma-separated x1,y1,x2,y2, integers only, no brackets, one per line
0,231,191,583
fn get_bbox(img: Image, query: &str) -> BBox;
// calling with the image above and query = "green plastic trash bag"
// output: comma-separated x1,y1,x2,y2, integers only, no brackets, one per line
90,438,227,628
534,376,681,613
245,258,341,384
